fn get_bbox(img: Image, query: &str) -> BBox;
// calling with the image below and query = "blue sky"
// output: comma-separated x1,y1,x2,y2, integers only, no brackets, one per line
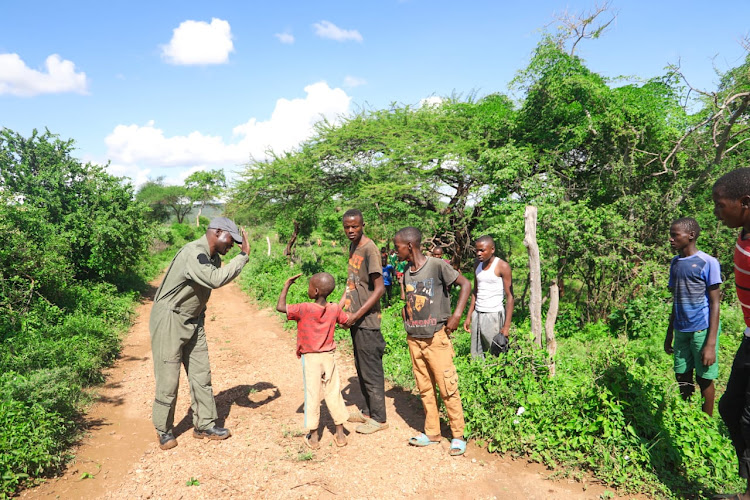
1,0,748,188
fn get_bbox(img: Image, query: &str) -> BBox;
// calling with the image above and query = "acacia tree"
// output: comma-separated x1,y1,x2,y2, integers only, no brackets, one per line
136,179,193,224
229,145,352,256
309,95,516,266
185,169,226,226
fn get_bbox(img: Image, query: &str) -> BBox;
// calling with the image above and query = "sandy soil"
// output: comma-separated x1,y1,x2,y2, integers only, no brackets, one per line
20,278,635,500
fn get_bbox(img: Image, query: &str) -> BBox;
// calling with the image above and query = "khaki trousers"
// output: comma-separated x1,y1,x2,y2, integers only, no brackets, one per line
407,327,465,439
301,351,349,431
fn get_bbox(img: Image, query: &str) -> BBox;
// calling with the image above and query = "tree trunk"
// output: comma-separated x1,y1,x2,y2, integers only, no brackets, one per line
524,205,543,347
545,280,559,377
266,236,271,257
283,220,300,257
196,204,203,227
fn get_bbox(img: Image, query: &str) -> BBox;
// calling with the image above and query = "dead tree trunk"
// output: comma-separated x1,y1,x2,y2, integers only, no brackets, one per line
545,280,559,377
283,220,300,257
524,205,543,347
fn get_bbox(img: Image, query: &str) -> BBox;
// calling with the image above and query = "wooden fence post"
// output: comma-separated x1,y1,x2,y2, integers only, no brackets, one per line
524,205,543,347
545,280,559,377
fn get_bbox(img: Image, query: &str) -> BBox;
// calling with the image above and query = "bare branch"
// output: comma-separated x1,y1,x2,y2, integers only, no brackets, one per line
549,1,618,56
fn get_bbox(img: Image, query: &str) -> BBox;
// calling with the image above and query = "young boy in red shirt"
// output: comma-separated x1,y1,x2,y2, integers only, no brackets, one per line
277,272,349,449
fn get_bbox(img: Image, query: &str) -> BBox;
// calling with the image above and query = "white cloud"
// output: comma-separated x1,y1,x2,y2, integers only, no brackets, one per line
161,18,234,65
0,53,88,97
343,75,367,88
105,162,153,187
274,32,295,44
420,96,444,107
313,21,363,42
104,81,352,184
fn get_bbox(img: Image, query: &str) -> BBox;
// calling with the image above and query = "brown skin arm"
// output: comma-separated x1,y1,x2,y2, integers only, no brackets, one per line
240,228,250,254
343,273,385,328
276,273,302,314
665,302,675,355
463,270,478,332
446,274,471,333
498,259,514,337
701,285,721,366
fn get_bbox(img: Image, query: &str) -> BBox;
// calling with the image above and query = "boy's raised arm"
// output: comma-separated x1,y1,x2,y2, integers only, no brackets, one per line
276,273,302,314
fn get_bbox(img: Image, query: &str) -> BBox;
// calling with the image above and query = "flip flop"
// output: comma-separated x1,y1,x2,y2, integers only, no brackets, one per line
304,433,320,450
449,438,466,456
334,434,348,447
408,433,440,447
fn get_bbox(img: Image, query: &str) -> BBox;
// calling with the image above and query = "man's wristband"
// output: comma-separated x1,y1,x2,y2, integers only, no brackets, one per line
240,251,247,256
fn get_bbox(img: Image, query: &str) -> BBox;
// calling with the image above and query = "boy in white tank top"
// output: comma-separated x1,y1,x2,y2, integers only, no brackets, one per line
463,235,515,358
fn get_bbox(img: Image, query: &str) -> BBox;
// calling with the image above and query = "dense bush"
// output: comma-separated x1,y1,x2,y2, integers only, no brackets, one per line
0,129,156,497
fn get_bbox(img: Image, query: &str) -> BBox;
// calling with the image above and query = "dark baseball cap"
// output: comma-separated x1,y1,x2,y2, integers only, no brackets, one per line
208,217,243,244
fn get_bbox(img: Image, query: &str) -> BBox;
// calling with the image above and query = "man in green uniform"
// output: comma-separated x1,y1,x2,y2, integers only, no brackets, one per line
150,217,250,450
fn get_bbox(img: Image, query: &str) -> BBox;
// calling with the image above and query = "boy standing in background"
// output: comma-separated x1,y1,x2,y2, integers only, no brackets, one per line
664,217,722,416
382,253,395,308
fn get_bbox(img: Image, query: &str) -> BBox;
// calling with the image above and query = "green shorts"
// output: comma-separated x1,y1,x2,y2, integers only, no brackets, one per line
673,324,721,380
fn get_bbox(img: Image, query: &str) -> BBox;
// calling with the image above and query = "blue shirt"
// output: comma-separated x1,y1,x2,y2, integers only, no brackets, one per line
382,264,394,286
668,250,722,332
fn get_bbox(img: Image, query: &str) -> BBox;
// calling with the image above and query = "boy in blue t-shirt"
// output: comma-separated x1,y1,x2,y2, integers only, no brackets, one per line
382,254,395,308
664,217,722,416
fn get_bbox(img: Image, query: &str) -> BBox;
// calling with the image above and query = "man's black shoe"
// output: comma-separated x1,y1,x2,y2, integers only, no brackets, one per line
193,426,231,440
157,430,177,450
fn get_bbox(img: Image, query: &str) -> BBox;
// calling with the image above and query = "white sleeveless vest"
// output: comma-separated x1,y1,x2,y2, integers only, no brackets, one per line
475,257,504,313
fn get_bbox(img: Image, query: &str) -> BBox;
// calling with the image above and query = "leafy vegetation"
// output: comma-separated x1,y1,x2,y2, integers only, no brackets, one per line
0,129,156,497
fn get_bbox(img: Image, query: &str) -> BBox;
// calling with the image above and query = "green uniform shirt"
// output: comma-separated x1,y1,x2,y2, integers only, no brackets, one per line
154,235,249,318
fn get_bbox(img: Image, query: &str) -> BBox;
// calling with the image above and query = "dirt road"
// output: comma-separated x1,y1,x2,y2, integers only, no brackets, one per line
22,280,619,499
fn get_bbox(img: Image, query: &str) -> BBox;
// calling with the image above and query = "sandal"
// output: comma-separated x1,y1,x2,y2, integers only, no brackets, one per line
355,418,389,434
334,434,348,447
449,438,466,456
304,433,320,450
408,433,440,447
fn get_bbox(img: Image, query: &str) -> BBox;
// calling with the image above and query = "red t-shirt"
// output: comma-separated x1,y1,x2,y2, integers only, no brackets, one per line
735,232,750,328
286,302,349,358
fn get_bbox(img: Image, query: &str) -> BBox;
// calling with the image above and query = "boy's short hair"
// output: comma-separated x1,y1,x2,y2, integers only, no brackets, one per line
671,217,701,239
475,235,495,247
310,272,336,298
395,227,422,244
342,209,363,222
714,168,750,200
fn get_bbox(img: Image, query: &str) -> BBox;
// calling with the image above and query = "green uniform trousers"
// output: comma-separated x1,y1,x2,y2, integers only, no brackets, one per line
150,302,217,433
